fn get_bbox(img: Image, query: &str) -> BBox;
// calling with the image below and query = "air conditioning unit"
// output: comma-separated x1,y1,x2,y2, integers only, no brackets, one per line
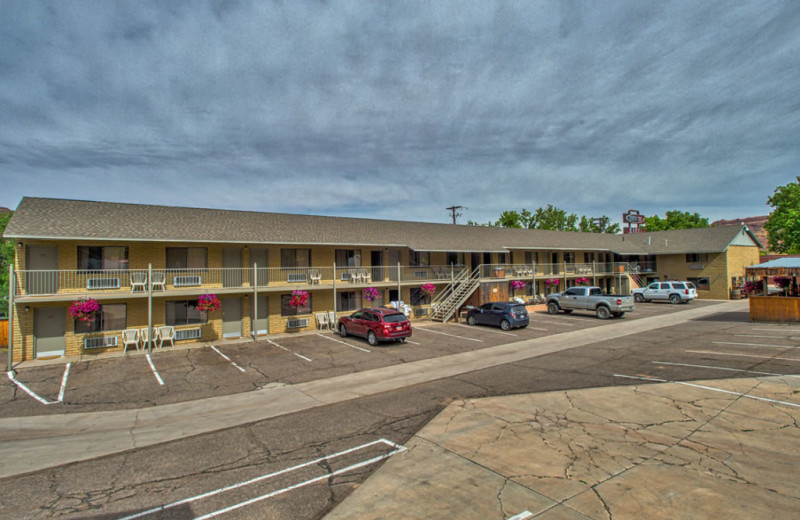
175,328,202,340
84,336,118,349
287,318,309,328
287,273,308,283
414,271,429,279
414,307,430,317
86,278,120,290
174,275,201,287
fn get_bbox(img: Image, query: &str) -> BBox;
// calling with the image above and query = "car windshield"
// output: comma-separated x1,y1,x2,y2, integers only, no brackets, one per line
511,305,527,314
685,282,695,289
382,314,408,323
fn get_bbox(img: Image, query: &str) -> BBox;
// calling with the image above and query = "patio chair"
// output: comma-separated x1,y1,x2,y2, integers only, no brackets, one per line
157,326,176,348
309,269,322,285
140,327,160,349
328,311,337,329
122,329,140,353
315,312,329,330
359,268,371,283
130,272,147,292
150,272,166,291
536,294,545,304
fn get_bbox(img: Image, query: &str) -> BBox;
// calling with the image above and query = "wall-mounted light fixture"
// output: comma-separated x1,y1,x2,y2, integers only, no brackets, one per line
17,242,23,248
24,306,30,312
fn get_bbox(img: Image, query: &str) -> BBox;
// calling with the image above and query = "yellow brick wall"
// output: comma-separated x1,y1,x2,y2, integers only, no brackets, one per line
726,245,760,295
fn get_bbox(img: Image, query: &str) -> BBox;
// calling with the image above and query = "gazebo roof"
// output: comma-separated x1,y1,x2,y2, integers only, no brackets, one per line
746,257,800,276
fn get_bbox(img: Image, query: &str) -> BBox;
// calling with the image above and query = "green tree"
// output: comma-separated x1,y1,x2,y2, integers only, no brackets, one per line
578,215,621,234
531,204,579,231
644,210,708,231
764,176,800,254
0,211,13,315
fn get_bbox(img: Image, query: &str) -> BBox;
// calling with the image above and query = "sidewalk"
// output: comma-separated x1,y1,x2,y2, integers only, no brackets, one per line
324,374,800,519
0,301,746,479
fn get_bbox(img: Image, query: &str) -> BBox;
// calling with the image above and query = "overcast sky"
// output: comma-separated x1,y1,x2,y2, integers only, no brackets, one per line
1,1,799,226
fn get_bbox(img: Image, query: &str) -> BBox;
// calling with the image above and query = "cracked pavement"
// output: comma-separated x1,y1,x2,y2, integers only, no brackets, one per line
3,300,800,519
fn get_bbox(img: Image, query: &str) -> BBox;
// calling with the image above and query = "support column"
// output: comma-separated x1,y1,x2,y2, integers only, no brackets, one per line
252,263,258,340
333,262,337,314
147,263,153,355
7,266,14,371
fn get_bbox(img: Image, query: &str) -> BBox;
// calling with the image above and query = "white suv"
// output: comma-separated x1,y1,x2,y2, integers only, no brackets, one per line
632,281,697,304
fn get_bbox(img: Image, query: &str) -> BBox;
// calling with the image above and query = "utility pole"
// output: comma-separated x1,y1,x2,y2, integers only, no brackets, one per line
446,205,465,225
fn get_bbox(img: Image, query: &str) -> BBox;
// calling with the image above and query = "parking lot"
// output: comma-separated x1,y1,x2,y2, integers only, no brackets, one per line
3,299,800,519
2,301,725,418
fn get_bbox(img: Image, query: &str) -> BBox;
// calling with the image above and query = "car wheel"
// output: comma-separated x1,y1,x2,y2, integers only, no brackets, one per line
367,331,378,346
596,306,611,320
669,294,681,304
634,294,644,303
547,302,560,314
467,315,477,326
339,323,348,337
500,319,511,331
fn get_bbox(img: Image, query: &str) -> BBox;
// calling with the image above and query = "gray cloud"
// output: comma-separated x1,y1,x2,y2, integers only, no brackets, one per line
1,0,799,225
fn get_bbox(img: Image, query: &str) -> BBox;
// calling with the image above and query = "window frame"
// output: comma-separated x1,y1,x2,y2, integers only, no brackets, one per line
280,248,311,269
78,246,129,272
74,303,127,333
166,247,208,269
165,300,208,326
281,293,312,316
337,291,362,312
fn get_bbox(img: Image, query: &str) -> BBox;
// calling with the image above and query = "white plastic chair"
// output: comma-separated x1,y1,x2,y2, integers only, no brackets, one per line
130,272,147,292
315,312,329,330
150,272,166,291
122,329,140,352
328,311,337,329
140,327,160,349
309,269,322,285
359,268,371,283
157,326,175,348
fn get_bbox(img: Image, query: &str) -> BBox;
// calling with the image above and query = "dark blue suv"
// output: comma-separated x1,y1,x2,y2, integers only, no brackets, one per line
466,302,529,330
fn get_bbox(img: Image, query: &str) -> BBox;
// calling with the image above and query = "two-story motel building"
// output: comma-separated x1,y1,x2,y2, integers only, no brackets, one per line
4,198,761,362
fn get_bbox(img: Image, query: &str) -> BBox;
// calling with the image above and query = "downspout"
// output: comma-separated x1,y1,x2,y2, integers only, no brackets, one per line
7,265,14,372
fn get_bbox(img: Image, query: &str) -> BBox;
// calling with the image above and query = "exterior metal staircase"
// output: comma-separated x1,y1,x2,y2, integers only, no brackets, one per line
430,266,481,323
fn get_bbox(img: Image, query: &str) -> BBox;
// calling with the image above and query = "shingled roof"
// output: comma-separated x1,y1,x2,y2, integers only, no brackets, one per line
4,197,760,255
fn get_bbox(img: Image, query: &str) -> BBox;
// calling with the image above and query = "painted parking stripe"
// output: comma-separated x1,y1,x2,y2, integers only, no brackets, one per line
317,333,371,352
404,339,421,345
651,360,800,379
508,512,534,520
415,327,483,342
210,346,246,372
531,319,573,326
117,438,406,520
6,363,71,405
613,373,800,409
686,350,800,363
734,334,800,340
452,323,517,337
145,354,165,386
712,341,798,349
266,339,312,362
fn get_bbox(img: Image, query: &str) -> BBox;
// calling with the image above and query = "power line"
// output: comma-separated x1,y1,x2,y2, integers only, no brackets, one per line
446,205,465,225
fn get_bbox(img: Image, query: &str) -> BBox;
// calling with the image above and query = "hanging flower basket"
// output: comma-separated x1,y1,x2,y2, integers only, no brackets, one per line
363,287,380,303
743,281,761,295
197,294,222,313
289,290,310,308
545,278,560,288
69,297,100,323
420,283,436,296
510,280,525,291
774,276,792,289
575,277,590,286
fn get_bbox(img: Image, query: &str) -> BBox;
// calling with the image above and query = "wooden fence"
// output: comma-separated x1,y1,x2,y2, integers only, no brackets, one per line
0,319,7,348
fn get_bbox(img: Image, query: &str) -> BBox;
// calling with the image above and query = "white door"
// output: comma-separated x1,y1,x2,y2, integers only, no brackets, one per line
34,307,66,358
250,295,269,336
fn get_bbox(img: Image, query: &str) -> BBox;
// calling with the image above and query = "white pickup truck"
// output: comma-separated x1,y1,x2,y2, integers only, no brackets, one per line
545,286,635,319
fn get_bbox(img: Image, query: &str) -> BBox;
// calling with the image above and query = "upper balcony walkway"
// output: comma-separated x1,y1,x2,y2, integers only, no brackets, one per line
11,262,656,302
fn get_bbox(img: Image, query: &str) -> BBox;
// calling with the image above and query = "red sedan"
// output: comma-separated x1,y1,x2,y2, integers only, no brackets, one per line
337,307,412,345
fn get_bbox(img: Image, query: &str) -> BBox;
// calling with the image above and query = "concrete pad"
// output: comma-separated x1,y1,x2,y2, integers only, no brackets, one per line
326,376,800,519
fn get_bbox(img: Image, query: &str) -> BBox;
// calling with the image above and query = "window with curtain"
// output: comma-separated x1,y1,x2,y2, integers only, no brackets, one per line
75,304,127,333
335,249,362,267
166,247,208,269
78,246,129,271
409,250,430,267
166,300,207,325
281,294,312,315
280,248,311,268
446,252,465,266
337,291,361,311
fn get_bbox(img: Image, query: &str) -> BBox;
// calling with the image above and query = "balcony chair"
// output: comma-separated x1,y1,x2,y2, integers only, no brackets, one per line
140,327,160,349
315,312,329,330
157,326,175,348
122,329,140,352
130,272,147,292
359,268,371,283
328,311,337,328
151,272,166,291
309,269,322,285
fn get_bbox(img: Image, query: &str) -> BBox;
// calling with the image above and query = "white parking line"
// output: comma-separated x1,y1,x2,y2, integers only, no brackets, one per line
508,512,534,520
734,334,800,340
6,363,71,405
452,323,517,336
266,339,312,362
751,327,800,332
317,333,371,352
531,319,574,326
613,373,800,409
145,354,165,386
404,339,421,345
713,341,797,349
415,328,483,342
651,360,800,379
686,350,800,363
117,438,406,520
210,346,246,372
